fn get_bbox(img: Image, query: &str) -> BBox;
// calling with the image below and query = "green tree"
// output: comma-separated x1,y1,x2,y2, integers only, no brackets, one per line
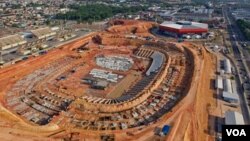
55,4,147,23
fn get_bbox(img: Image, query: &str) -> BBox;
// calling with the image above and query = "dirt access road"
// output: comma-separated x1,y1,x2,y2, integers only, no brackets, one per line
167,43,216,141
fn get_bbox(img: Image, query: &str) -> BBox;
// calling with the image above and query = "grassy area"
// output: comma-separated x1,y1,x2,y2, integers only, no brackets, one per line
237,19,250,40
55,4,147,23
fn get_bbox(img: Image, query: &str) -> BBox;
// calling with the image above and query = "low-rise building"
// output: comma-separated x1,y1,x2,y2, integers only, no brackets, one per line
159,21,208,37
224,59,232,74
225,111,244,125
222,91,239,103
215,76,223,89
0,34,27,55
31,27,56,40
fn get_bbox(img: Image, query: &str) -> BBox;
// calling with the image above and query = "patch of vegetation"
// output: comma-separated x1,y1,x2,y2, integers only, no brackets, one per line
230,76,235,80
55,4,147,23
10,4,22,9
236,19,250,40
192,0,207,4
26,3,47,7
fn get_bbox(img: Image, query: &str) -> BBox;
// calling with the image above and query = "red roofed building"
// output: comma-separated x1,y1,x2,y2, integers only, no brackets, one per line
159,21,208,36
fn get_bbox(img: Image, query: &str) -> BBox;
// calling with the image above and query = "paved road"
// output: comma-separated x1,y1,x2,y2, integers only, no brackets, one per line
223,5,250,124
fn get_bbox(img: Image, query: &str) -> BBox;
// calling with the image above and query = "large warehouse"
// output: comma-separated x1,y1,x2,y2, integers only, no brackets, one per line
31,27,56,40
225,111,244,125
159,21,208,37
0,34,27,55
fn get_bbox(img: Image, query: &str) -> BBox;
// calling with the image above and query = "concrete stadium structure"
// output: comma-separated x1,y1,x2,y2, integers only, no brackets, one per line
0,20,206,140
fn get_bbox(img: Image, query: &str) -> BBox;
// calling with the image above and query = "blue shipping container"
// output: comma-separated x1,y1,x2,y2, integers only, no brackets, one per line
162,125,170,135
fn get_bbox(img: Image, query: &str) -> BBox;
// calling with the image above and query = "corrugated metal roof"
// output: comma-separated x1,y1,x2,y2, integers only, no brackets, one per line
224,59,232,74
222,91,239,102
215,76,223,89
0,34,27,50
160,21,208,30
31,27,56,39
223,79,233,94
225,111,244,125
160,21,182,29
231,80,238,94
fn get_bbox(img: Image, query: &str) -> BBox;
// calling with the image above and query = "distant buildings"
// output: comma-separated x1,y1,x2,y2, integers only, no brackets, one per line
173,5,214,21
0,2,6,8
232,8,250,21
0,26,60,60
155,4,225,29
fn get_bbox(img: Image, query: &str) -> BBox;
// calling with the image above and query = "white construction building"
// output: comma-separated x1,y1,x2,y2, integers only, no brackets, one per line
223,79,233,94
215,76,223,89
222,91,239,103
222,79,239,103
224,59,232,74
225,111,244,125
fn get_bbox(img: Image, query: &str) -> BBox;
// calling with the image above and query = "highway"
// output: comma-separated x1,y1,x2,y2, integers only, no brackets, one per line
223,5,250,124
